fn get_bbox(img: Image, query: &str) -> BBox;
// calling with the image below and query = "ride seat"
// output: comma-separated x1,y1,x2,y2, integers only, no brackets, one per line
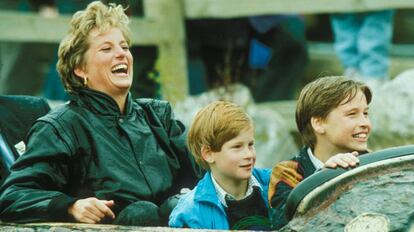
0,95,50,184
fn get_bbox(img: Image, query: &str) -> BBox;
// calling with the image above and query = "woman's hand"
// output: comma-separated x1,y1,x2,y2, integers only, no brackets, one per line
68,197,115,223
324,151,359,169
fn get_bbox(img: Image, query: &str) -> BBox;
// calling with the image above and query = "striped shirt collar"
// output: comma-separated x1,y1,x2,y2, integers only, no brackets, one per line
307,147,324,170
211,173,261,207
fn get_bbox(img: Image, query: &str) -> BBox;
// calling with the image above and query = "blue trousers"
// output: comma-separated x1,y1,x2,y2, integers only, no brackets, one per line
331,10,395,79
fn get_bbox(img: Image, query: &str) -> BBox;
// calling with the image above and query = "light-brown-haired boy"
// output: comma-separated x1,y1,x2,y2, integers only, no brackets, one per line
169,101,272,230
269,76,372,229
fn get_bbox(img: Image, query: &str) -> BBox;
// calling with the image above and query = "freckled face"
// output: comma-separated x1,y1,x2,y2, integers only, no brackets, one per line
209,127,256,186
75,27,133,98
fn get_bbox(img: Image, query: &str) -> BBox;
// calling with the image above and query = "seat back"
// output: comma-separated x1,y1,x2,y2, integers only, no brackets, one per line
0,95,50,183
0,133,15,169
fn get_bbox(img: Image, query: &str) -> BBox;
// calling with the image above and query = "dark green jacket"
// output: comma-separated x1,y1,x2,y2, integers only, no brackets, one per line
0,88,200,223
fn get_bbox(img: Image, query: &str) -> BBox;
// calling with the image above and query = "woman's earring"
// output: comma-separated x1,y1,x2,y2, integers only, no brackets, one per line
83,77,88,87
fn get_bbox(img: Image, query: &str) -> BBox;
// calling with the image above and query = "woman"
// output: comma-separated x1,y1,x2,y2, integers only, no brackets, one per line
0,1,199,226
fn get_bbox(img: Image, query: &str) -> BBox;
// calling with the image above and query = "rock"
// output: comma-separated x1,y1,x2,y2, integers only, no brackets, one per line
370,69,414,150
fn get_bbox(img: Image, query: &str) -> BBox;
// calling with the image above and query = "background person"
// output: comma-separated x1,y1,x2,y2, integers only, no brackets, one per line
330,10,395,89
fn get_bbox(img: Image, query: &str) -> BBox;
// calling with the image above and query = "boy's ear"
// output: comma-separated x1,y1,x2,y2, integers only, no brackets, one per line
311,116,325,134
201,145,215,164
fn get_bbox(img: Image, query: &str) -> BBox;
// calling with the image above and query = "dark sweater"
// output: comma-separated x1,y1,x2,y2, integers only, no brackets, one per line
225,187,271,230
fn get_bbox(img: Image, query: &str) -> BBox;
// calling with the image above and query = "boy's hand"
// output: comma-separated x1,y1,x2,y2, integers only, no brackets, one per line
68,197,115,224
324,151,359,169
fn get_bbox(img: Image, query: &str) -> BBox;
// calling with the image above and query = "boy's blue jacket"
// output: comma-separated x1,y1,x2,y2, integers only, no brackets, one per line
169,168,271,229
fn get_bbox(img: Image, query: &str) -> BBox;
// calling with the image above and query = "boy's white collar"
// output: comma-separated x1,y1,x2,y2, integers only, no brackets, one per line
210,173,261,207
307,147,325,170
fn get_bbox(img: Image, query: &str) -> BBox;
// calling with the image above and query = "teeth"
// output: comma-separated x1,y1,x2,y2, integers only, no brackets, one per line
112,64,127,72
353,133,367,138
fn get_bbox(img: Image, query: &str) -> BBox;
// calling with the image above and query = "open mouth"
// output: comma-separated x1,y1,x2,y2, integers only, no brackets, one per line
352,132,368,140
111,63,128,75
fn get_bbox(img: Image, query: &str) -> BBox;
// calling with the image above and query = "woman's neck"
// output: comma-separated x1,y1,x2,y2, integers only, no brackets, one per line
113,93,128,114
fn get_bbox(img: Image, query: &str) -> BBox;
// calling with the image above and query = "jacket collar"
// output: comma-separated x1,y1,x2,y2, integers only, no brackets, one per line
211,173,262,207
70,88,133,116
194,171,267,205
298,147,317,177
194,172,222,206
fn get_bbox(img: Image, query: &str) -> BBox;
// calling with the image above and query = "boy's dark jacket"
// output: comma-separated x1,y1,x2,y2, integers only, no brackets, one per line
268,147,315,229
0,88,200,223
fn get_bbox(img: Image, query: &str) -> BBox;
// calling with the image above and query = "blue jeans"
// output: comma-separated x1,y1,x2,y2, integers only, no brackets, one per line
331,10,395,80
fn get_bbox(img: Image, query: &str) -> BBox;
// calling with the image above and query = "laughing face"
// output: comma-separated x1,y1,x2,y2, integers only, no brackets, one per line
316,89,371,155
75,27,133,98
207,127,256,187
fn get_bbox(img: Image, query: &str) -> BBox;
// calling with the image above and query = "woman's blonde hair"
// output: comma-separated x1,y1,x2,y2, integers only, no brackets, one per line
187,101,253,170
57,1,131,93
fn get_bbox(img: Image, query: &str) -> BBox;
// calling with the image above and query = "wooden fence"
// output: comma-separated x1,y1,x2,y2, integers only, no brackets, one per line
1,0,414,102
184,0,414,18
0,0,187,102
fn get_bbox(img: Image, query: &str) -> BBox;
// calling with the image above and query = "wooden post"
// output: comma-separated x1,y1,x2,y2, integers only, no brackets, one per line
144,0,188,103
